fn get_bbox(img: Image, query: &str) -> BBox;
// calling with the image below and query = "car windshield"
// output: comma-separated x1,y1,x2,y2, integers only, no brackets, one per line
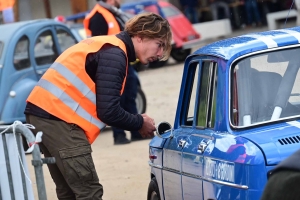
231,47,300,128
0,41,3,59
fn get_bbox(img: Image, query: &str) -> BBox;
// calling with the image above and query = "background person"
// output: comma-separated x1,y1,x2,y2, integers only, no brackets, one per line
242,0,262,27
84,0,146,145
24,12,172,200
179,0,199,24
208,0,230,21
295,0,300,26
260,149,300,200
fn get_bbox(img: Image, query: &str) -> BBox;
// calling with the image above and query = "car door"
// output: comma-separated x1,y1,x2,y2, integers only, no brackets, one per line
162,60,202,200
180,60,218,200
32,27,59,79
54,25,77,52
162,129,185,200
0,34,37,124
32,25,77,79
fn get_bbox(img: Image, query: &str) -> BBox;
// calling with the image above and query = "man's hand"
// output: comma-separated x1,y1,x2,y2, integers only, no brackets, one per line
138,114,156,138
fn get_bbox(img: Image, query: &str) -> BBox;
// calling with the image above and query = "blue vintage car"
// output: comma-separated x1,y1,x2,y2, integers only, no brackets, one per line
148,27,300,200
0,19,78,125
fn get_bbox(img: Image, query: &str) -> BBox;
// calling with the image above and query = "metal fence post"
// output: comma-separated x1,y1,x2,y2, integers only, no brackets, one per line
0,122,55,200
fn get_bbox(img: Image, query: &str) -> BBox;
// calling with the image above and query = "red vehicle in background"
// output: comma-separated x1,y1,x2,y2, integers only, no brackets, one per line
121,0,202,64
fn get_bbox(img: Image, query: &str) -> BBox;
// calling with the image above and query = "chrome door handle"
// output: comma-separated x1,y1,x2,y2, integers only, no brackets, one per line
178,139,186,147
197,140,210,154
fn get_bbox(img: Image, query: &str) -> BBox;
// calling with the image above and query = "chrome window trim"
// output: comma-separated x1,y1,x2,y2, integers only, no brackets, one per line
229,44,300,129
195,61,217,129
208,63,217,128
182,60,200,127
205,63,211,127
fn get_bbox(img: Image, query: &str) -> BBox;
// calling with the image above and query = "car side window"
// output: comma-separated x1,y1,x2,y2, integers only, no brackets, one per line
56,28,77,52
34,30,58,66
196,61,217,128
183,62,199,126
14,35,31,70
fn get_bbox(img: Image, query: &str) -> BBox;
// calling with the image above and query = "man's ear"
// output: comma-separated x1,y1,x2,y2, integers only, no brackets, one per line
136,35,143,43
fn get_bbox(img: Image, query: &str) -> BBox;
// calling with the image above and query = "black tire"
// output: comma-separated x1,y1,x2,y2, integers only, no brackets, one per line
171,48,191,62
149,60,168,68
147,177,161,200
136,86,147,114
22,135,29,152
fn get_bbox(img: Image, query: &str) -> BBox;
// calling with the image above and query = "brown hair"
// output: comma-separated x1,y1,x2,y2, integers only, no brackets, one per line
125,12,172,61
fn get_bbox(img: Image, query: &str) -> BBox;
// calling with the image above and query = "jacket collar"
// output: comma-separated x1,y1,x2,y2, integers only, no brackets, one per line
116,31,136,63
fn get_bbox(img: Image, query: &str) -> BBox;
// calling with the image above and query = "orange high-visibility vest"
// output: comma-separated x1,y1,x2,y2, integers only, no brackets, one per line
84,4,121,37
0,0,15,11
27,36,128,144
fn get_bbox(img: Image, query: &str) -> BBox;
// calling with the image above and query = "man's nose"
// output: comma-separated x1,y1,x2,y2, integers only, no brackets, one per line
157,48,163,59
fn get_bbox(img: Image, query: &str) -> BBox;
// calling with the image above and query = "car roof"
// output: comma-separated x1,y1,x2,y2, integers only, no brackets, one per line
0,19,62,42
193,26,300,61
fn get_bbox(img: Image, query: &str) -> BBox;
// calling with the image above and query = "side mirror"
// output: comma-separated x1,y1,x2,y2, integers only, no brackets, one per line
155,121,173,139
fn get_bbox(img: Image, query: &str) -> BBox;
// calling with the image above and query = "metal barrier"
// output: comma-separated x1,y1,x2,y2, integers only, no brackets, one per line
0,121,55,200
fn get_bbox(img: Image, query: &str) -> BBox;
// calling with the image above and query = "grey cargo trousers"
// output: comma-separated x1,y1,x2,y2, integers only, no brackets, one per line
26,115,103,200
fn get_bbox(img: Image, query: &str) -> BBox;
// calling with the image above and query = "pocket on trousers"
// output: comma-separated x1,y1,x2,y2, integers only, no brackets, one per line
59,145,99,185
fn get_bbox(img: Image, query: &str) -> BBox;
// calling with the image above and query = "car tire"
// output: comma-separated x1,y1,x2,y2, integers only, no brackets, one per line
22,135,29,152
149,60,168,68
171,48,191,62
147,177,161,200
136,86,147,114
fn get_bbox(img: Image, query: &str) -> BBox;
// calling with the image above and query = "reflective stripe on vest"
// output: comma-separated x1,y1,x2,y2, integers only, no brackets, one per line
51,62,96,104
37,78,104,130
84,4,121,37
27,36,128,144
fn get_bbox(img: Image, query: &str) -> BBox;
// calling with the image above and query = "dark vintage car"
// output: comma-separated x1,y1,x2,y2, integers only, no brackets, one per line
147,27,300,200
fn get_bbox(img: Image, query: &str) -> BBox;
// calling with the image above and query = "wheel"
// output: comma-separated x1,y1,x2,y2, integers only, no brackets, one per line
170,48,191,62
149,60,168,68
136,86,147,114
147,177,161,200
